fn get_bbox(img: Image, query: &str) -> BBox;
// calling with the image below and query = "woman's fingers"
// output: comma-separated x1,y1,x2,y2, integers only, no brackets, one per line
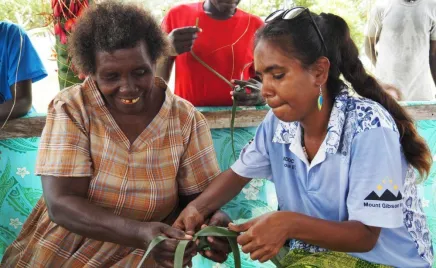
207,236,230,253
202,248,228,263
241,241,262,254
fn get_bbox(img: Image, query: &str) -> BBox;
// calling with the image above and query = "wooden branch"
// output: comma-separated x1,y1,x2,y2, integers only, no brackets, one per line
1,104,436,140
0,116,46,140
202,109,268,129
404,105,436,121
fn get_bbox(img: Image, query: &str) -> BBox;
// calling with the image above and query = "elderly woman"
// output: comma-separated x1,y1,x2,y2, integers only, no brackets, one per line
1,2,230,267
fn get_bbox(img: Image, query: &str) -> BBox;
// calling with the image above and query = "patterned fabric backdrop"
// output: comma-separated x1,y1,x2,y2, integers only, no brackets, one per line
0,136,41,260
1,105,436,268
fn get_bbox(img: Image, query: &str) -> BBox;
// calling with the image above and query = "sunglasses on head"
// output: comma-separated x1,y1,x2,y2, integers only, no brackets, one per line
265,7,328,54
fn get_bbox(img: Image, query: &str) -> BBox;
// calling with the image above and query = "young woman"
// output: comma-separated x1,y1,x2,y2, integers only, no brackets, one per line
174,8,434,268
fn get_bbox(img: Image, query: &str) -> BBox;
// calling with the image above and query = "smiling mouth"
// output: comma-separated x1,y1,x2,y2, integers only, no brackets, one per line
120,97,140,104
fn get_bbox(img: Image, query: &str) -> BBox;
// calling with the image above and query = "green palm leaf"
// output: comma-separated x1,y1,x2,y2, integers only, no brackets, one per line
136,226,284,268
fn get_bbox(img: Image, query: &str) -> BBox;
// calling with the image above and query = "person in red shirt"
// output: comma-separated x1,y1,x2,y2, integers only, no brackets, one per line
158,0,265,106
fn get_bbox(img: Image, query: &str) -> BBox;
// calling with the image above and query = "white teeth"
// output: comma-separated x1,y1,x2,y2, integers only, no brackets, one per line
120,97,139,104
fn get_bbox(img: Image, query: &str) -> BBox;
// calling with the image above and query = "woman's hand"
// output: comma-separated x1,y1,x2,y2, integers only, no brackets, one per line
231,79,266,106
198,210,232,263
173,206,233,263
228,212,289,263
141,222,196,268
173,204,205,235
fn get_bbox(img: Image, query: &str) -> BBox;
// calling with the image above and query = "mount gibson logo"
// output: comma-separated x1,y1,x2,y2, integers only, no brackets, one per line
363,179,403,209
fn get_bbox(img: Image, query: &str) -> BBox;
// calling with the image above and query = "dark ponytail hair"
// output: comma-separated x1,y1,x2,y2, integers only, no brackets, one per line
255,11,431,180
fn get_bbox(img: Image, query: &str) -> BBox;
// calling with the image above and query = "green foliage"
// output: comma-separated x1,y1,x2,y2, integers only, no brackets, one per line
56,36,82,90
1,0,376,50
293,0,375,50
238,0,283,17
240,0,376,50
0,0,51,31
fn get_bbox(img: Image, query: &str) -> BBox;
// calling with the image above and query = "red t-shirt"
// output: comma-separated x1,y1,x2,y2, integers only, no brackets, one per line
162,3,264,106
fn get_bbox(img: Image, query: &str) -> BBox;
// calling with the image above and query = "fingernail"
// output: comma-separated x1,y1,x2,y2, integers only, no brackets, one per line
199,27,203,32
208,237,213,243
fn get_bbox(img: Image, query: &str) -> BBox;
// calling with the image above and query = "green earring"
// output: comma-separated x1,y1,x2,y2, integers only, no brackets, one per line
317,85,323,111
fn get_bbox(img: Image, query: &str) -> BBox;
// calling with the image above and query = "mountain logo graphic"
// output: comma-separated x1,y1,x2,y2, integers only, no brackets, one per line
364,190,402,201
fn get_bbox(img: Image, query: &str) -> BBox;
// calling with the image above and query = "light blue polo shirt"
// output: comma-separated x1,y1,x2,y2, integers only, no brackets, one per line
0,21,47,103
232,88,433,267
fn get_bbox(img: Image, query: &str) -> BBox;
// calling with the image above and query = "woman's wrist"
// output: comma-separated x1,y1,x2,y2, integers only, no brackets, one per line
126,219,146,250
275,211,298,240
130,220,165,250
188,200,212,219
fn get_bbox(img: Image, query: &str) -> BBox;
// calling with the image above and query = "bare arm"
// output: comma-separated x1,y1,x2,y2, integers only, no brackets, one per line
156,56,175,83
42,175,196,250
186,170,380,253
288,212,381,252
162,193,201,225
430,40,436,85
42,175,149,249
229,211,381,263
189,169,250,218
364,36,378,67
0,79,32,121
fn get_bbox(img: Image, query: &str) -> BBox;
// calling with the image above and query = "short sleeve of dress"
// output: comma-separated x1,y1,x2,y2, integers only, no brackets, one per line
176,110,220,196
231,113,272,179
35,94,92,177
347,127,404,228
